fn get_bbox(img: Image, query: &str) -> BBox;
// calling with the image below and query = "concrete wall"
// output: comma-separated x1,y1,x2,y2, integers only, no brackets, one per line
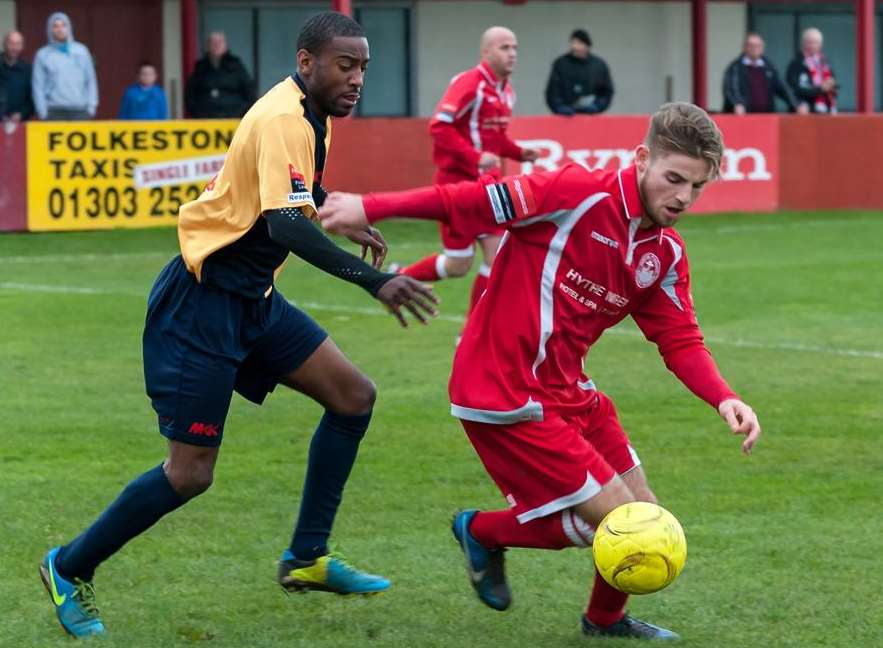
412,0,746,117
0,1,16,35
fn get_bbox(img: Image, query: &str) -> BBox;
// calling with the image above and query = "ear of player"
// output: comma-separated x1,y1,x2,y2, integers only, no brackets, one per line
592,502,687,595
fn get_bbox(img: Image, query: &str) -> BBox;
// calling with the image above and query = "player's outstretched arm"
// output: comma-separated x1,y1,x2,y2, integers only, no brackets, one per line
265,207,438,327
319,188,451,238
718,398,761,455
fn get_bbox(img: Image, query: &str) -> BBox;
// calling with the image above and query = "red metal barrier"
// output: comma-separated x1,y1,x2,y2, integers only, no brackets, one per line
0,125,27,231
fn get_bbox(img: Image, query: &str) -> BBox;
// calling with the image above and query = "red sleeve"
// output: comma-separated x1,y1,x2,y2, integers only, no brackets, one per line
429,73,482,175
363,166,580,235
631,242,738,409
498,134,524,162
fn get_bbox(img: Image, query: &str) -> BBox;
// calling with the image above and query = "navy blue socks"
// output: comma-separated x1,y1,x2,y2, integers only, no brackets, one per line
56,463,185,581
288,409,371,561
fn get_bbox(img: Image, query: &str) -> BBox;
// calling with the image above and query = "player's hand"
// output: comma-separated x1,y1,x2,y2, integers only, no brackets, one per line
718,398,761,455
376,276,439,327
478,152,501,172
319,191,369,237
347,226,387,269
521,148,540,163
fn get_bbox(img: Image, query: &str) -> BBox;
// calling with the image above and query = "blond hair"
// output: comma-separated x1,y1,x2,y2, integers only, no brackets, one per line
645,102,724,179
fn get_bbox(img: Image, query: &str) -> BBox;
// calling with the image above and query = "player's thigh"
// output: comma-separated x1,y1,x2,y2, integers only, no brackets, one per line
477,233,503,265
572,474,636,528
280,338,376,415
621,466,656,504
440,223,475,276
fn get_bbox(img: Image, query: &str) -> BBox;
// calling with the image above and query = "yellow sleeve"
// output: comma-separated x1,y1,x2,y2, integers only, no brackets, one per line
257,114,317,217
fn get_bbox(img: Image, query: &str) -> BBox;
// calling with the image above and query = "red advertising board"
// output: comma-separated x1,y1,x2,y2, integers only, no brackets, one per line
505,114,779,214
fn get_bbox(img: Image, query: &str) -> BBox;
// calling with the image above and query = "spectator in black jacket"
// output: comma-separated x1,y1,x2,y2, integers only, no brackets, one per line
185,31,255,118
722,33,805,115
786,27,837,114
1,31,34,126
545,29,613,116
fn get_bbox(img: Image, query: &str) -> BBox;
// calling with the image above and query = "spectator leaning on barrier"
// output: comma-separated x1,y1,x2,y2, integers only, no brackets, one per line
119,62,168,120
545,29,613,116
722,33,805,115
1,30,34,126
787,27,837,114
32,12,98,120
185,31,255,118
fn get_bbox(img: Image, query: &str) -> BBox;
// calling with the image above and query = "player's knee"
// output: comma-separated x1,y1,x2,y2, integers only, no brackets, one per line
165,459,215,499
445,255,473,277
333,375,376,416
634,488,658,505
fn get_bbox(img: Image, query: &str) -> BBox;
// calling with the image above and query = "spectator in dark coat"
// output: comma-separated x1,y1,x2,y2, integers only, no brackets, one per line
185,31,255,118
1,30,34,125
786,27,838,114
545,29,613,116
119,62,168,120
722,33,805,114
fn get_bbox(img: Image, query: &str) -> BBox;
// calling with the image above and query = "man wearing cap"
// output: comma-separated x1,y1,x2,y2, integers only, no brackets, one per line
545,29,613,116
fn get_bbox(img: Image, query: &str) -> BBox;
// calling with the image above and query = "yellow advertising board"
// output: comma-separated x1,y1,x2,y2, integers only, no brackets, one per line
26,120,237,231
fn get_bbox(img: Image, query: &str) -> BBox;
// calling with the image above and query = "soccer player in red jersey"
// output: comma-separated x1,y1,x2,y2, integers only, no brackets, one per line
320,103,762,640
396,26,538,322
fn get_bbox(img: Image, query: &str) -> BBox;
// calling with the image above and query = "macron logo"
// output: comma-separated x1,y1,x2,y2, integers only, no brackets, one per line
591,231,619,249
188,422,220,437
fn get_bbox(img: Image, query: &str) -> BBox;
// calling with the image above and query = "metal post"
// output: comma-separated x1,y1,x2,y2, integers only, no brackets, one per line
856,0,875,113
691,0,708,109
331,0,353,17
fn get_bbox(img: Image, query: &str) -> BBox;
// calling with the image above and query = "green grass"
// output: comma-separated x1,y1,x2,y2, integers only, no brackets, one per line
1,211,882,647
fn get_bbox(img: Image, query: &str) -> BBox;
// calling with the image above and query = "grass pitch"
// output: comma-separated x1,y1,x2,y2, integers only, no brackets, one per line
1,211,881,647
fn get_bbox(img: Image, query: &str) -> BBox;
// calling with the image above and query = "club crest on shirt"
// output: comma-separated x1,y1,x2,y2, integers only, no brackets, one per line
289,164,308,193
635,252,661,288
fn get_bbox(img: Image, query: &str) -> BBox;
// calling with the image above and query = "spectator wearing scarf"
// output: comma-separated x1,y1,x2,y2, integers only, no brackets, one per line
786,27,837,114
32,12,98,120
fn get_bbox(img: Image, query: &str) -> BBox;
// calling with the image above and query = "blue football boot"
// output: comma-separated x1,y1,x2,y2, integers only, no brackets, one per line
39,547,105,638
278,550,390,595
451,509,511,611
581,614,680,640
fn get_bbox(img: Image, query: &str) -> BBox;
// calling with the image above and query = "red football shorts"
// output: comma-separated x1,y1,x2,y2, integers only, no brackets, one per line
435,170,504,256
460,392,640,523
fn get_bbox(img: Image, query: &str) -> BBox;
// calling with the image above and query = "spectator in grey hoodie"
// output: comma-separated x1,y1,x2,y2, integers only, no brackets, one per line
32,12,98,120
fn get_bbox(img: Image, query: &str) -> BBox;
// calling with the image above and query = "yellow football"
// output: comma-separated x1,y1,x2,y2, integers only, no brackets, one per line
592,502,687,595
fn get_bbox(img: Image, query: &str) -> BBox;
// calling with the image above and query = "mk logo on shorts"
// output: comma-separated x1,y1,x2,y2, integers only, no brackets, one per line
188,422,220,437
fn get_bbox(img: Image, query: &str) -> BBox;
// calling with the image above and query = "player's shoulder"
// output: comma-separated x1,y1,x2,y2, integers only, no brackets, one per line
447,66,481,89
248,78,309,128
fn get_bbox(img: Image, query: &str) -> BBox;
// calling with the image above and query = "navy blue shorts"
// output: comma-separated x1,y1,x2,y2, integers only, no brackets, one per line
142,256,328,447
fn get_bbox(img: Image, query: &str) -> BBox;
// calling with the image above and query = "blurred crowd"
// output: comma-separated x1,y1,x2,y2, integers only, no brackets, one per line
0,10,842,128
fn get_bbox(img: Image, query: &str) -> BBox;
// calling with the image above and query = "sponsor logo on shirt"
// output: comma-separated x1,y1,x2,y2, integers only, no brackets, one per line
635,252,661,288
288,191,314,204
591,231,619,249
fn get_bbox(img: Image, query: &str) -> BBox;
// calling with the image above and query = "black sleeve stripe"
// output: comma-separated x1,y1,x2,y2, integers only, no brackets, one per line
493,183,516,222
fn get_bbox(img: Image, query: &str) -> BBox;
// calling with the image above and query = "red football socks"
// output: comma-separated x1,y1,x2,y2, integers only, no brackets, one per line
401,254,444,281
469,509,574,550
586,571,628,627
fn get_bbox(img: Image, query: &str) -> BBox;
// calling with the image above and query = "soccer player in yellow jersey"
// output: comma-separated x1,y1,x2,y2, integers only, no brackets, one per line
39,13,436,638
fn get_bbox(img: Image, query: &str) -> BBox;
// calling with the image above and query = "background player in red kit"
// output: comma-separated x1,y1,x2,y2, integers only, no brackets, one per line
396,26,538,321
320,103,762,641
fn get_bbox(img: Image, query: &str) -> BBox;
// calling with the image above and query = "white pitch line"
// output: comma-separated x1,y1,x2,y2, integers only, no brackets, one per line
0,251,168,264
2,281,881,361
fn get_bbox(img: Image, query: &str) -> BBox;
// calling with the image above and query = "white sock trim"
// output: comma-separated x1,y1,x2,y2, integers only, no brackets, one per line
478,263,491,278
435,254,449,279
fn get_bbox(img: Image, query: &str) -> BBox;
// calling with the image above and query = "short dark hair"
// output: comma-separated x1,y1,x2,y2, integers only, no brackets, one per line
570,29,591,47
297,11,364,54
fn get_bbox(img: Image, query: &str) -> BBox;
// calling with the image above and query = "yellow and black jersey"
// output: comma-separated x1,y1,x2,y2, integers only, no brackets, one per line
177,75,331,297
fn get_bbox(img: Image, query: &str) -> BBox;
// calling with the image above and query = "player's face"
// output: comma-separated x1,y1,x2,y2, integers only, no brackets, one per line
486,36,518,77
635,145,712,228
300,36,369,118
